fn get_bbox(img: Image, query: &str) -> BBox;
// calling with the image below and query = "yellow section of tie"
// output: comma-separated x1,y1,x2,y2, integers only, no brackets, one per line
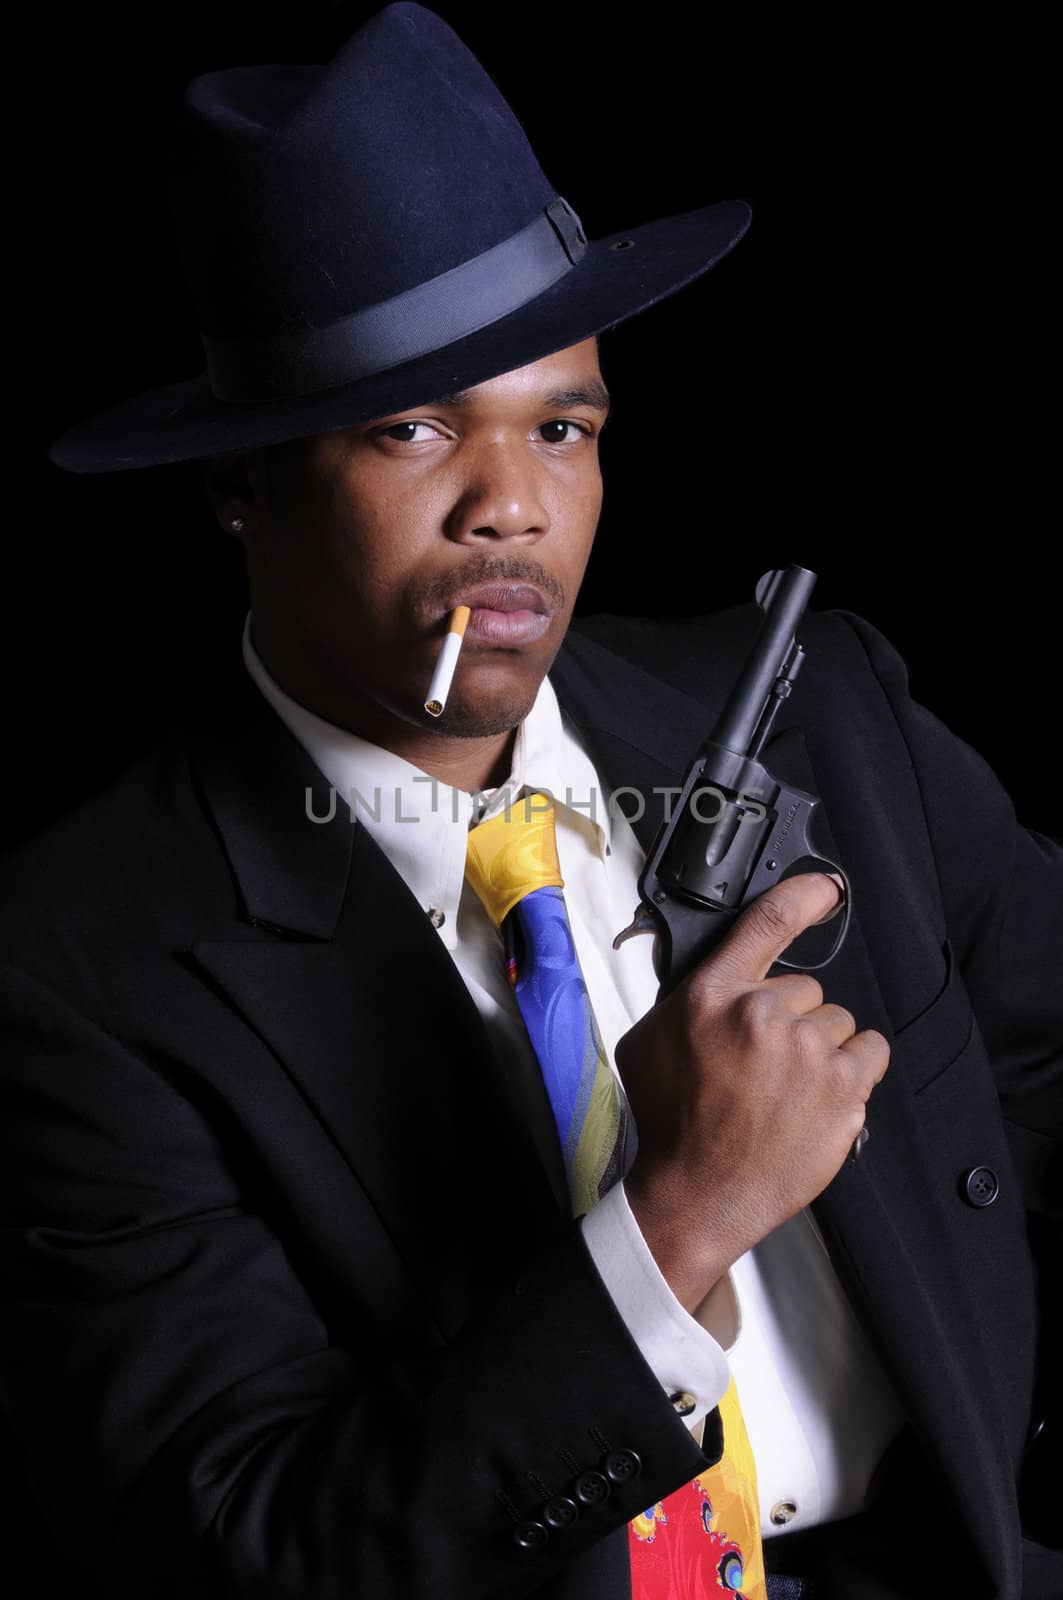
464,791,564,924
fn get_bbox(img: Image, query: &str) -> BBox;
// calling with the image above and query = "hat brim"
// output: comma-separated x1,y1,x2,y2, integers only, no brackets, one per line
48,199,752,474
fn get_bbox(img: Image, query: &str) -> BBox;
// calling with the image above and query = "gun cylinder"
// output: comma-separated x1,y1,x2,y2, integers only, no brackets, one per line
659,795,772,910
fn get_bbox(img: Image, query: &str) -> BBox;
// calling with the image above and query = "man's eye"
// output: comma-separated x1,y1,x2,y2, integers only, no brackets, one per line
538,420,591,444
377,419,591,445
379,421,440,443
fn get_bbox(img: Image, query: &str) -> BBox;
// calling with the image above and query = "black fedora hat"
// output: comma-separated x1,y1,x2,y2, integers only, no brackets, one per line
48,2,753,475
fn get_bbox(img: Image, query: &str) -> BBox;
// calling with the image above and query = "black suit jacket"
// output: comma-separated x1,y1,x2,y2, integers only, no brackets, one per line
1,604,1060,1599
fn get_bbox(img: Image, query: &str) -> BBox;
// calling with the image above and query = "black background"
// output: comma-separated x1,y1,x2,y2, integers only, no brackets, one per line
17,2,1059,848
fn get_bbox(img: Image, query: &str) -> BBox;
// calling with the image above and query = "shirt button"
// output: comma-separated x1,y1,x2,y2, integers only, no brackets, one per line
427,907,446,929
770,1499,798,1526
962,1166,999,1207
669,1391,697,1417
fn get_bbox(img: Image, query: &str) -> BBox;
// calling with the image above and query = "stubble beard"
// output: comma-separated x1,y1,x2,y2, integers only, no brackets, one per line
428,680,541,739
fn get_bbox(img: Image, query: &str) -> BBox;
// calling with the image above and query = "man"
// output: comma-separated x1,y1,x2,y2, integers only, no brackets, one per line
4,5,1060,1597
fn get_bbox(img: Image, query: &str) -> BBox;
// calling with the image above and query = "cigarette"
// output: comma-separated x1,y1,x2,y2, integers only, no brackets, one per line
424,605,471,717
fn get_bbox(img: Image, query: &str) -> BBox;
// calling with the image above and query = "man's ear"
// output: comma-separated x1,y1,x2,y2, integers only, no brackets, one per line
203,450,260,541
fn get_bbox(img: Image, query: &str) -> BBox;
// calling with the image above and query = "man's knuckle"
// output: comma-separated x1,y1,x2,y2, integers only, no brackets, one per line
826,1002,857,1035
861,1027,891,1062
733,986,774,1032
792,1014,824,1059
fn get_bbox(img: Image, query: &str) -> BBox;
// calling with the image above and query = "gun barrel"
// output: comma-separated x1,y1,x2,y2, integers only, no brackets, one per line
709,565,817,756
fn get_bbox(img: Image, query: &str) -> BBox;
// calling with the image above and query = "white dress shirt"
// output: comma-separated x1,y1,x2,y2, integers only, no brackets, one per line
241,611,904,1536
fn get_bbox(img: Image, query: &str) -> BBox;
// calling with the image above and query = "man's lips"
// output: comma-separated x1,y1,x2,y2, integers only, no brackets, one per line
440,582,554,646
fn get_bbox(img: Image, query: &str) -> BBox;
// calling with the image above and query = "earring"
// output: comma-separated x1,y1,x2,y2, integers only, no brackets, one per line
230,517,245,532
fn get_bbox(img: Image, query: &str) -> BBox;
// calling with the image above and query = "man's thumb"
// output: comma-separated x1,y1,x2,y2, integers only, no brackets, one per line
706,871,846,986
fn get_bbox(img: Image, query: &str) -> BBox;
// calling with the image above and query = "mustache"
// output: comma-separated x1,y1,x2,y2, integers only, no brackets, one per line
417,553,567,614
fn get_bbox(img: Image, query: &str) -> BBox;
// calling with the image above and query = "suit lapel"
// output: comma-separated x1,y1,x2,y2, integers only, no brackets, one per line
548,623,716,856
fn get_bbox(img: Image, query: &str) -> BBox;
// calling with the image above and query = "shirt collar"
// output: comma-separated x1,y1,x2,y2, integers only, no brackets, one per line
240,611,614,945
484,661,613,852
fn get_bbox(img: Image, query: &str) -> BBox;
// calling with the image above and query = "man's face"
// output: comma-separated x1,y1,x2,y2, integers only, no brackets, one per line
234,337,608,747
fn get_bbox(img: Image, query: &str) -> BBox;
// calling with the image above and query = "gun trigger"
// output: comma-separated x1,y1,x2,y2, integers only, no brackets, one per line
612,904,659,951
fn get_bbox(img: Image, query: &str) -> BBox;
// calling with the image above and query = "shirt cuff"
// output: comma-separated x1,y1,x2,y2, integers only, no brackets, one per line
580,1179,734,1431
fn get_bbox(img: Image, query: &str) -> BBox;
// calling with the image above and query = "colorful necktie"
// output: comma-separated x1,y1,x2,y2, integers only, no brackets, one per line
464,790,766,1598
464,788,630,1214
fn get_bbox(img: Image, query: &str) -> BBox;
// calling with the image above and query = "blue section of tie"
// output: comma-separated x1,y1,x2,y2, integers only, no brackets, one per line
508,883,596,1160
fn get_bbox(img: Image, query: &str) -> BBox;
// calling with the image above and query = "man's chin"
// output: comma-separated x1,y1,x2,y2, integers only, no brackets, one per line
428,686,539,739
422,643,560,738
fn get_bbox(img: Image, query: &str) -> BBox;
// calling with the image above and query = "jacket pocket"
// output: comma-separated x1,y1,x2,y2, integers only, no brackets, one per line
889,938,975,1096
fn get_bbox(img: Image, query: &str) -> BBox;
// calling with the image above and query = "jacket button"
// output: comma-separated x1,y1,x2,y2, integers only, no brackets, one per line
543,1495,578,1529
962,1167,999,1207
604,1448,642,1483
512,1519,549,1552
573,1470,610,1506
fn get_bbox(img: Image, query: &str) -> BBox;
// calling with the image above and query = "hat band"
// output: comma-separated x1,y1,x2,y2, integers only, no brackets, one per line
202,196,588,405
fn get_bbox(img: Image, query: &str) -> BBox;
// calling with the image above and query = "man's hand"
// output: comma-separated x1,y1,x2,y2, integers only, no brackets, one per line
615,872,889,1314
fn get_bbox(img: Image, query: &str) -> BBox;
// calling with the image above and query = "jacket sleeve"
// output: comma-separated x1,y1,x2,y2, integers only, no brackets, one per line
0,957,714,1600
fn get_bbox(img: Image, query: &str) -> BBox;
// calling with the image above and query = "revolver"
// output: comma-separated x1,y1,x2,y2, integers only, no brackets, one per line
615,564,852,1002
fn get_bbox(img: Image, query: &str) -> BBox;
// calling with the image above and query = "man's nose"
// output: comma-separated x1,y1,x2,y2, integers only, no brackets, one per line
444,440,550,543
